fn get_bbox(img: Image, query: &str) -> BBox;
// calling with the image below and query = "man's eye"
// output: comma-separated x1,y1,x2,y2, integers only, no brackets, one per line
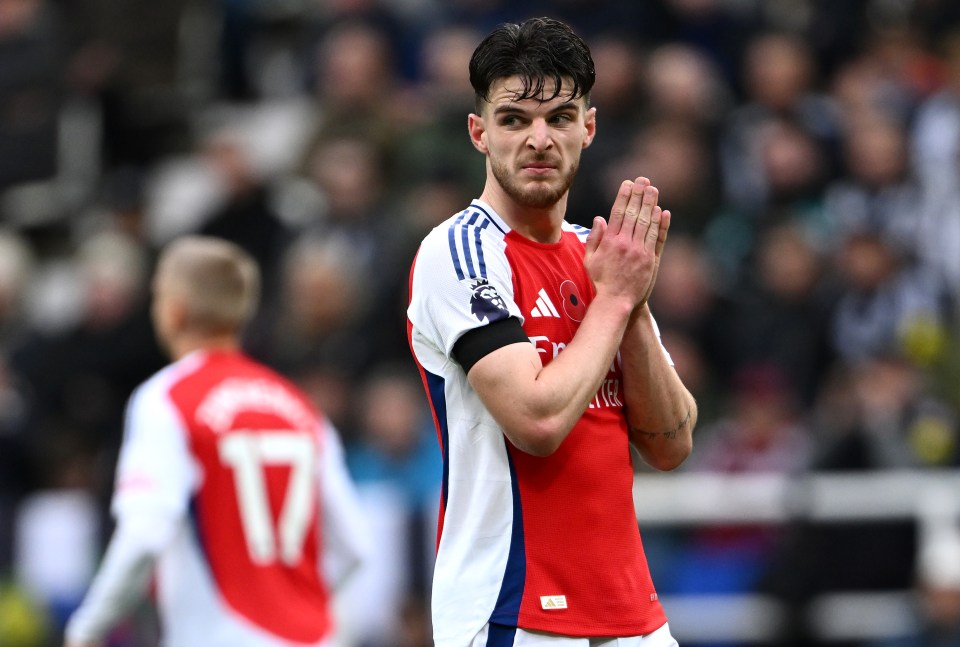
501,116,521,126
551,114,573,124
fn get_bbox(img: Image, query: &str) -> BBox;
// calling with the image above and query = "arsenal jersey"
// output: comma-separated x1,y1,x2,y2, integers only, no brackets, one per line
407,201,669,646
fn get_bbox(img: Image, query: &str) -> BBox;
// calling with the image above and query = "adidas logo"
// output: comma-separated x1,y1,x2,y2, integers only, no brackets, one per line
530,289,560,318
540,595,568,610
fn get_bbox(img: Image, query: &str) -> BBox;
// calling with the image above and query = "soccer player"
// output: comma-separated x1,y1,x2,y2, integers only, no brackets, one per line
407,17,697,647
64,236,369,647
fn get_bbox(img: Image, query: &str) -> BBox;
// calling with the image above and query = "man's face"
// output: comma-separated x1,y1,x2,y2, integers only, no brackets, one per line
470,76,596,209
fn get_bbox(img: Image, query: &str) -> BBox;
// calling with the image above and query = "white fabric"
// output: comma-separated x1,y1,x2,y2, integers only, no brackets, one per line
467,622,678,647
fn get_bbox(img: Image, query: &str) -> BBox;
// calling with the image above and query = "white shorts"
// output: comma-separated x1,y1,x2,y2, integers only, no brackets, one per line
466,622,679,647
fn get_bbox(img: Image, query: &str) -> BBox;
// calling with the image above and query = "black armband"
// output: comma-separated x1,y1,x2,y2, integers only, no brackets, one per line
452,317,529,374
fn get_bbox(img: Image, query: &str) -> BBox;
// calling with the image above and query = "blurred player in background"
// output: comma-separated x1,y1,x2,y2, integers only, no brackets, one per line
407,16,697,647
64,236,369,647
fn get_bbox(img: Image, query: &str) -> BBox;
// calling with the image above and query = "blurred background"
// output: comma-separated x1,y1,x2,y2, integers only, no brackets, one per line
0,0,959,645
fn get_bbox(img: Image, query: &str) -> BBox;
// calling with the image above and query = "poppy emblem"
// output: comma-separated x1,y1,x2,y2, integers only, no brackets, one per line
560,280,586,322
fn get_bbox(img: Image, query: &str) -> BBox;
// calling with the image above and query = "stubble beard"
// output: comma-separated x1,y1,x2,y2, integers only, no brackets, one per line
491,155,579,210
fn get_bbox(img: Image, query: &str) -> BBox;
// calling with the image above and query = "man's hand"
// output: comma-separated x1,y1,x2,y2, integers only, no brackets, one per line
584,177,671,309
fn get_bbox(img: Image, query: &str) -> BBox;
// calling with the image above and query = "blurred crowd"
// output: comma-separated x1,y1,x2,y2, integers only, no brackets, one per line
0,0,959,645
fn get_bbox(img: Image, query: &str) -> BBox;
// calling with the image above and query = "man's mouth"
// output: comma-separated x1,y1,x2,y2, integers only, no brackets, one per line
522,162,557,173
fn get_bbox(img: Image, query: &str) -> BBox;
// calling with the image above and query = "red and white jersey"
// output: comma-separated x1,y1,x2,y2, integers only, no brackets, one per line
407,201,669,646
67,349,367,647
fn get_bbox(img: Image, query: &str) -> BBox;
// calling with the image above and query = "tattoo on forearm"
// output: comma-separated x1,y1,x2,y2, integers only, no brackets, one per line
631,407,691,442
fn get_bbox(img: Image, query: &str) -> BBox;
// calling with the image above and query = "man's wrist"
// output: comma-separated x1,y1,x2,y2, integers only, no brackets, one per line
590,292,636,323
628,302,652,326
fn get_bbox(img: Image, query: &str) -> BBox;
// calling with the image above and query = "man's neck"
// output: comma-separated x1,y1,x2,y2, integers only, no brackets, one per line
479,185,568,244
169,334,241,361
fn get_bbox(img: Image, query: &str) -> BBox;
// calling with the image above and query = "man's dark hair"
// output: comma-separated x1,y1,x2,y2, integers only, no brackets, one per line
469,17,596,112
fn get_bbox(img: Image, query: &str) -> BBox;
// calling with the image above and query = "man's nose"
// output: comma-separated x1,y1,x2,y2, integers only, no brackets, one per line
526,119,553,151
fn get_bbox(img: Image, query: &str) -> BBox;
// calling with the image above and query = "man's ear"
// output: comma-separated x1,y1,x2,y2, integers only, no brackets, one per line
168,296,190,334
468,113,488,153
582,106,597,150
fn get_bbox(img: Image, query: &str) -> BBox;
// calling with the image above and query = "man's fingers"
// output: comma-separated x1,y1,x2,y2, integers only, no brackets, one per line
644,205,663,251
655,209,671,257
607,180,633,234
620,177,650,236
633,180,658,241
585,216,605,257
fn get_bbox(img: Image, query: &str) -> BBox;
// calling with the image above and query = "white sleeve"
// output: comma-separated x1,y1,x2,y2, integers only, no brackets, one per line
64,512,178,645
408,220,524,361
648,311,675,366
319,420,371,590
66,376,196,644
111,379,197,519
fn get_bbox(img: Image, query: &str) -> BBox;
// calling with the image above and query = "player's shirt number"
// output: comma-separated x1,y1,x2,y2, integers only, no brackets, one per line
218,431,316,566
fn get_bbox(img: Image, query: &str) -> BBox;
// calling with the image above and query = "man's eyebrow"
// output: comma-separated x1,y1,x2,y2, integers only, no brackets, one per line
492,101,580,116
548,101,580,113
492,104,527,116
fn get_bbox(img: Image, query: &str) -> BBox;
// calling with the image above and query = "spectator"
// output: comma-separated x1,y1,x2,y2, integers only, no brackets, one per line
298,133,416,364
825,111,921,258
9,229,164,491
63,0,194,169
341,365,440,647
0,0,63,190
606,118,722,239
564,32,646,226
195,126,297,343
300,20,403,163
912,38,960,304
393,23,485,197
711,222,837,405
642,42,733,131
829,222,952,365
813,354,959,471
911,28,960,192
645,234,724,423
251,236,373,412
708,117,834,290
718,31,842,212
